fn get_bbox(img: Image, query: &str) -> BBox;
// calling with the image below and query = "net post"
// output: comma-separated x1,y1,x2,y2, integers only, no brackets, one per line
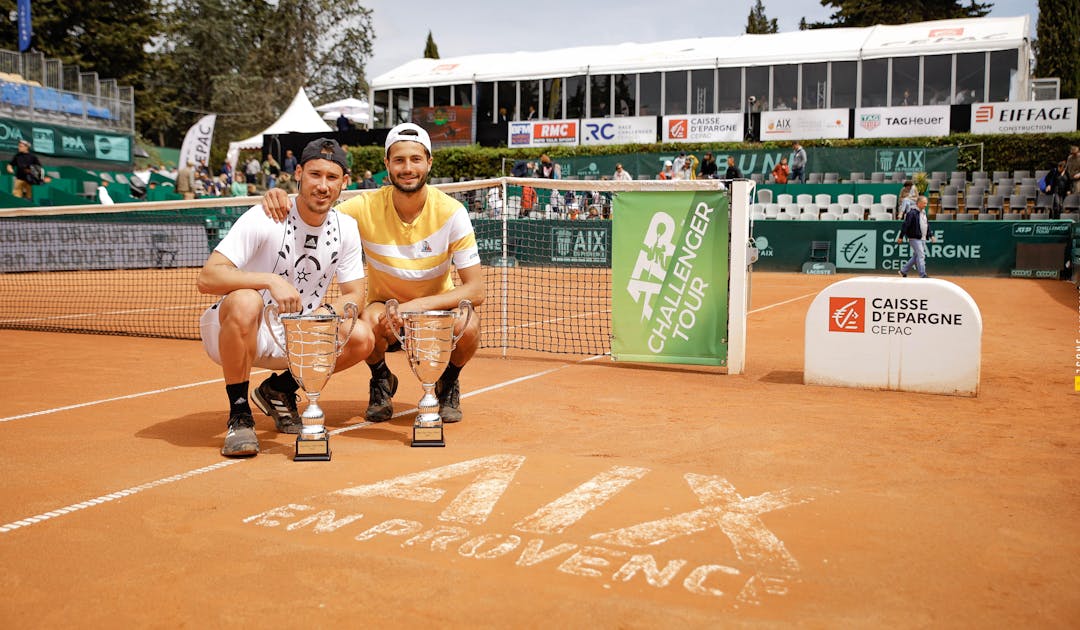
727,179,753,375
500,178,509,357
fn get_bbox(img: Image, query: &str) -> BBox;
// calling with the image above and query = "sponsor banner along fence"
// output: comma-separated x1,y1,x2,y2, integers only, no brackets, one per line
751,219,1072,276
0,117,132,164
760,109,849,141
580,117,657,146
854,106,950,138
662,113,743,143
970,99,1078,135
508,119,579,148
610,191,730,366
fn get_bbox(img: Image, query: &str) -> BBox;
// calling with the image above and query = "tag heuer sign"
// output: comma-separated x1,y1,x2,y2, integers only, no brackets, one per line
860,114,881,131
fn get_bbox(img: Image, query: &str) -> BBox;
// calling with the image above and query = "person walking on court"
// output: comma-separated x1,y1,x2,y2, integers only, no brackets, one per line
897,195,934,278
262,123,485,425
197,138,375,457
790,142,807,183
7,139,42,200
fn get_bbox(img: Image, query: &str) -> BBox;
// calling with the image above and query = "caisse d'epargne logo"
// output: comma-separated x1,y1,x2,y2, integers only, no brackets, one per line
829,297,865,333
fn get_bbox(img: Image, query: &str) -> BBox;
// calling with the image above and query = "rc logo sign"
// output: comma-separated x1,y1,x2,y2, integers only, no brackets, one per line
829,297,864,333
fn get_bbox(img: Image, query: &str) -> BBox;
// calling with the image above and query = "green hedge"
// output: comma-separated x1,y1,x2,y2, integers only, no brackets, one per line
348,132,1080,182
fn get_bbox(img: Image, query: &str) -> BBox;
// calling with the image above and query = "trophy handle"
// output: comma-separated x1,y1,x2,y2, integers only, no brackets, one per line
451,299,474,350
335,302,359,357
385,299,406,346
263,302,287,355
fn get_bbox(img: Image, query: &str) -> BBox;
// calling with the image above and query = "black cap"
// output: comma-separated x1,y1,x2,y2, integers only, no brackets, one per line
299,138,349,174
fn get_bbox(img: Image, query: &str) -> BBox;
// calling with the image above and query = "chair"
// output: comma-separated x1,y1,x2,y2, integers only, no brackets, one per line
870,212,892,221
991,170,1009,183
825,203,843,217
1029,212,1051,220
750,203,763,214
750,173,764,183
849,171,865,182
810,240,831,262
801,203,820,216
806,172,822,184
934,212,955,221
799,211,818,221
940,195,958,212
880,194,898,213
950,170,967,181
823,172,840,183
1034,170,1050,185
783,204,801,216
891,171,907,183
763,204,780,218
869,203,887,217
966,186,986,209
751,209,766,221
796,193,813,206
995,178,1014,196
756,189,773,204
970,171,987,182
1002,212,1023,221
151,233,179,268
953,213,974,221
1012,170,1031,180
870,172,885,183
815,193,832,207
836,193,854,209
819,212,838,221
1020,177,1037,191
1035,192,1055,211
1008,195,1027,213
857,193,874,207
776,193,793,205
1018,185,1038,203
1063,194,1080,211
976,213,998,221
776,211,795,220
1059,212,1079,222
841,211,864,220
926,179,942,195
984,195,1004,214
847,203,865,218
940,184,957,197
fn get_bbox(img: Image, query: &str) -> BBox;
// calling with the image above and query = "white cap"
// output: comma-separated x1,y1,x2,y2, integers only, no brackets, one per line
384,123,432,155
664,160,672,167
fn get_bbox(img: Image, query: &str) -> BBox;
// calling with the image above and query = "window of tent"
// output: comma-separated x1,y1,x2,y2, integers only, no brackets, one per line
495,81,515,119
860,58,888,107
476,82,494,122
891,56,920,106
433,85,451,107
746,66,769,111
613,73,636,116
373,90,391,126
543,78,563,119
521,80,539,119
393,89,412,125
691,68,715,114
565,75,586,119
639,72,661,116
590,74,611,118
772,64,797,110
664,70,688,115
717,67,742,112
831,60,856,108
923,54,951,105
955,52,985,104
801,63,827,110
988,49,1019,102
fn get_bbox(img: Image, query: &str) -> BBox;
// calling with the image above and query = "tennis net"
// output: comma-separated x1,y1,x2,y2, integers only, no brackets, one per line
0,178,728,356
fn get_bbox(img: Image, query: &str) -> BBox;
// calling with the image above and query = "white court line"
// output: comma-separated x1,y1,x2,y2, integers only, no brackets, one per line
500,308,611,332
748,291,818,314
0,303,208,325
0,356,605,534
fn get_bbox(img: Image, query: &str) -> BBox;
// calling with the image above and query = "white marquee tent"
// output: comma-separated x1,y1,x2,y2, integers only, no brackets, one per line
226,87,332,167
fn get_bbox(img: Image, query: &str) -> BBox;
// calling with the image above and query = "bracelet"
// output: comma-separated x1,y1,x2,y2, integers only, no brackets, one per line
320,303,336,317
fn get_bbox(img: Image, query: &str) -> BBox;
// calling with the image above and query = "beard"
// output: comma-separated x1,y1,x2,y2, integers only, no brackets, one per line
388,169,428,194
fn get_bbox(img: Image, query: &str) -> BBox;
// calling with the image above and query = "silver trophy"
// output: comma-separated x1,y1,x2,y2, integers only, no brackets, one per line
264,302,358,461
386,299,474,447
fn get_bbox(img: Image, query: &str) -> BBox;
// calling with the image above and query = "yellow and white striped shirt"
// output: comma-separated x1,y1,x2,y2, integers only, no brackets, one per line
336,186,480,304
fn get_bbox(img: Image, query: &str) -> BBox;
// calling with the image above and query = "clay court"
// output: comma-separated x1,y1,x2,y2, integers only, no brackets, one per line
2,272,1078,627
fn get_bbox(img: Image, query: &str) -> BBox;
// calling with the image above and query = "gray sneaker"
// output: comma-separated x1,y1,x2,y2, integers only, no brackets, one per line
252,377,302,434
365,372,398,423
435,378,462,424
221,413,259,457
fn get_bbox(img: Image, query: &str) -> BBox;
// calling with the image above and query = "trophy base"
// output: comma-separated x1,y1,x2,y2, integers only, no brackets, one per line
412,424,445,448
294,434,332,461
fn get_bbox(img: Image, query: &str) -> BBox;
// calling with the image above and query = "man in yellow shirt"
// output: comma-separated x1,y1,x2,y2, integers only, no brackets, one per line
263,123,484,424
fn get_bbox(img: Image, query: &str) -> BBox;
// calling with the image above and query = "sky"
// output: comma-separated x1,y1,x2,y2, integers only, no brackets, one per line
363,0,1038,80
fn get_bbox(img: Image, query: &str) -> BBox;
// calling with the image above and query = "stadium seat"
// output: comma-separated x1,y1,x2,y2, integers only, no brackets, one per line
857,193,874,207
870,172,885,183
814,193,831,207
776,211,795,220
1008,194,1027,213
1002,212,1023,220
869,203,887,216
801,203,820,216
836,193,854,209
1029,212,1050,220
991,170,1009,183
806,172,822,184
880,194,898,213
841,211,863,220
870,212,892,221
825,203,843,217
984,194,1004,213
776,193,793,205
796,193,813,206
763,204,780,218
931,171,948,181
823,172,840,183
940,195,958,212
934,212,954,221
1035,192,1054,211
1063,194,1080,211
940,184,957,197
751,209,766,221
954,213,974,221
1012,170,1031,180
756,189,773,204
1059,212,1078,222
849,171,865,182
799,211,818,221
976,213,997,221
995,178,1014,195
847,203,865,218
819,212,838,221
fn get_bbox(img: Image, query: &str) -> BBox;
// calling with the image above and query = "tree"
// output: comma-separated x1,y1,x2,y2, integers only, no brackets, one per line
746,0,778,34
812,0,991,28
1035,0,1080,99
424,30,440,59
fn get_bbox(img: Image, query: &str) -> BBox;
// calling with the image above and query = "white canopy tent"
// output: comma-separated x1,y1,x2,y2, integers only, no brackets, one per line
314,97,382,126
226,87,332,168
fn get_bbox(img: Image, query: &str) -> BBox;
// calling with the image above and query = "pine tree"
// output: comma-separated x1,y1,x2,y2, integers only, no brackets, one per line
424,31,440,59
812,0,991,28
1035,0,1080,99
746,0,778,34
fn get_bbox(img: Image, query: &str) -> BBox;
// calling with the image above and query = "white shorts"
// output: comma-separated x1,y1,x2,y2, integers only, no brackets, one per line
199,301,288,370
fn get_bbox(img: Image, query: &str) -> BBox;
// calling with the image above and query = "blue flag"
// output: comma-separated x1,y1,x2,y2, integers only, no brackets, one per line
17,0,32,52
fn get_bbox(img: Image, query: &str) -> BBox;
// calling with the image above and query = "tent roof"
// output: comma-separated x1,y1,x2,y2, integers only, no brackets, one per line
371,16,1030,90
229,87,332,151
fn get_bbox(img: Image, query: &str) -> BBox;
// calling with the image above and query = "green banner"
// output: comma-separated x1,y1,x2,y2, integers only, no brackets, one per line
0,117,132,164
550,146,957,181
611,191,729,366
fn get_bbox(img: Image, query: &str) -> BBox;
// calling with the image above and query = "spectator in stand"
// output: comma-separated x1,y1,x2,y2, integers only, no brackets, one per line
220,161,233,185
790,142,807,183
520,185,537,218
336,112,353,132
526,105,537,120
538,154,557,179
657,160,674,180
897,196,934,278
898,180,919,214
586,206,601,220
276,171,298,194
231,172,248,197
359,170,377,189
699,152,718,179
7,139,41,200
245,157,261,188
613,163,632,181
672,151,687,175
177,160,196,200
724,156,743,180
1042,160,1070,218
771,156,790,184
675,155,697,180
282,149,297,174
1066,146,1080,194
263,154,281,190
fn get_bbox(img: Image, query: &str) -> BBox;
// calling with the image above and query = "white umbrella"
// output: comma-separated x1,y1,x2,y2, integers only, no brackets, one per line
315,97,372,115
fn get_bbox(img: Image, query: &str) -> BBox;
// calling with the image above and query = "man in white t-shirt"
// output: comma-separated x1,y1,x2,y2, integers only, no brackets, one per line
198,138,374,457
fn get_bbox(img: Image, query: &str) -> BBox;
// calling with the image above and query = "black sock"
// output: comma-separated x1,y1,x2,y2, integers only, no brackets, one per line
227,381,251,417
440,362,462,384
268,371,299,393
368,359,390,379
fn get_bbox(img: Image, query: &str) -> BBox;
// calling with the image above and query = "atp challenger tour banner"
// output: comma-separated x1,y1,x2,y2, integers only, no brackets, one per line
611,191,729,366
